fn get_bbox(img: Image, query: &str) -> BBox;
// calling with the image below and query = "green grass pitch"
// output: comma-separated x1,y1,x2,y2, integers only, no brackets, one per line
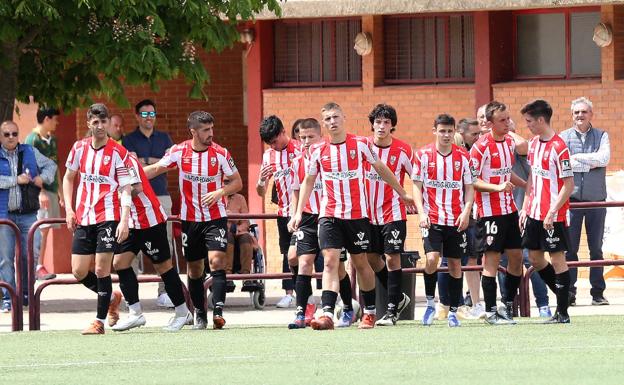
2,316,623,385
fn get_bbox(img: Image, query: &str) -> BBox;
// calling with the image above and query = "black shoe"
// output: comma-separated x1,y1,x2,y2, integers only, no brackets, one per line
503,302,515,320
592,296,609,306
485,311,516,325
192,313,208,330
568,292,576,307
464,293,473,307
225,280,236,293
543,312,570,324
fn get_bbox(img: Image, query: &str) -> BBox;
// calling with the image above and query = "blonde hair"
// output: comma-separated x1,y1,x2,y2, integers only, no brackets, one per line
453,132,465,146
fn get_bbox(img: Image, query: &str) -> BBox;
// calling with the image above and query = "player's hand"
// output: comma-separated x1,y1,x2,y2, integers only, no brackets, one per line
32,176,43,188
518,209,527,233
39,191,50,210
288,213,301,232
400,193,417,213
17,173,31,185
201,189,224,208
116,221,129,243
497,181,514,193
66,210,76,232
543,210,555,230
419,213,430,229
259,163,273,182
58,192,65,209
455,212,470,232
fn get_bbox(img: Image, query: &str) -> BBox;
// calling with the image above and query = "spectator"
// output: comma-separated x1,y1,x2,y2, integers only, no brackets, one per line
224,177,254,279
25,107,62,281
560,97,610,306
0,121,56,312
122,99,175,308
109,114,125,143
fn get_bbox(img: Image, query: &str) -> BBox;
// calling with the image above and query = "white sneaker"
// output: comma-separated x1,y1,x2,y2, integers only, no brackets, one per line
112,313,146,331
276,294,295,308
163,312,193,332
470,303,486,319
157,293,174,308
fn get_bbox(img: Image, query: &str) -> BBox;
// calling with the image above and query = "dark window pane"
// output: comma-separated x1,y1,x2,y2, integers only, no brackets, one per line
570,12,601,75
516,13,566,76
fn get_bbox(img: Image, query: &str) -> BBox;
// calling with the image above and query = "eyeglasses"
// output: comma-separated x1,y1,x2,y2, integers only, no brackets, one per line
140,111,156,118
3,132,18,138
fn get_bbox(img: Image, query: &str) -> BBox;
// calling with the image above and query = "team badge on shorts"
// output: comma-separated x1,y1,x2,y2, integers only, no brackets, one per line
486,235,494,246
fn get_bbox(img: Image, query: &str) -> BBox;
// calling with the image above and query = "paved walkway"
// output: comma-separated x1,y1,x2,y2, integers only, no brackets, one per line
2,275,623,332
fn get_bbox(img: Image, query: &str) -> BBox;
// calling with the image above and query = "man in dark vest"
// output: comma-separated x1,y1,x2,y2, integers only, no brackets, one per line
0,121,56,312
560,97,610,306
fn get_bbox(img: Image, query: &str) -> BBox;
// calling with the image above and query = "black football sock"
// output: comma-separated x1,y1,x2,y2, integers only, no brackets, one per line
387,269,402,314
188,275,206,317
290,264,299,285
211,270,226,317
295,274,312,315
96,276,113,320
555,272,570,316
503,272,522,304
537,263,558,294
423,272,437,300
161,267,186,307
482,275,498,313
339,275,353,312
117,267,139,306
375,265,388,291
448,275,463,313
361,289,376,312
321,290,338,315
80,271,98,293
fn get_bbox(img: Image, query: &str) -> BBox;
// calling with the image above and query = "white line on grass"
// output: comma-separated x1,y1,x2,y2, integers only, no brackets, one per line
3,345,624,370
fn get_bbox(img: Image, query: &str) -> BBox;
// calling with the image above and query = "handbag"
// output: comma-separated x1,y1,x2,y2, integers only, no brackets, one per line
17,147,41,213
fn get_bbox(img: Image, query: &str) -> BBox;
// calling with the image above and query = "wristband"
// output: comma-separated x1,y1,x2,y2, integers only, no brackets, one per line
257,179,265,187
121,194,132,207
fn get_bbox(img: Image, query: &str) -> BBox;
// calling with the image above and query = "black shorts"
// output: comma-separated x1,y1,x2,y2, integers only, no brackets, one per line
521,217,570,252
72,221,118,255
116,222,171,264
476,212,522,254
318,217,371,255
295,213,320,257
370,220,407,255
181,218,228,262
422,224,467,259
276,216,296,255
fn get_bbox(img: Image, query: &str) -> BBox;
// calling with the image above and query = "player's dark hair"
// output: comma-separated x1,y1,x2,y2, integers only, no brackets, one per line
298,118,321,132
187,111,215,130
86,103,109,120
36,107,60,124
521,99,553,124
368,103,397,132
434,113,455,128
485,101,507,122
259,115,285,143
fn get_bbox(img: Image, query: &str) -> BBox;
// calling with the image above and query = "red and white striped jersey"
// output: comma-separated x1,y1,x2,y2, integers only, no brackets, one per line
365,137,414,225
412,143,474,226
470,133,517,217
291,150,323,215
525,135,574,223
126,154,167,229
65,138,136,225
308,133,378,219
262,139,301,217
158,140,238,222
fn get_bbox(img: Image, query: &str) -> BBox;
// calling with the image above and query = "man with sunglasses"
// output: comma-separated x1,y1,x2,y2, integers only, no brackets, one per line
122,99,175,307
0,121,57,313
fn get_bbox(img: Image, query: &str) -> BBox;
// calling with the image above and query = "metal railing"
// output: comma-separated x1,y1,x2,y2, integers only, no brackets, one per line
0,219,23,331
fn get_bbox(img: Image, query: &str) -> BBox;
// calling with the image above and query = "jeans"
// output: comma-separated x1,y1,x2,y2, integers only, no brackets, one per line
499,250,549,308
0,212,37,304
565,207,606,298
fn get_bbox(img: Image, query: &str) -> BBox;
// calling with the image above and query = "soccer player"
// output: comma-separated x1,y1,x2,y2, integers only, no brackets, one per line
256,116,300,308
111,153,193,332
290,102,415,330
363,104,413,326
412,114,474,328
470,101,527,325
144,111,243,329
519,100,574,324
63,103,133,335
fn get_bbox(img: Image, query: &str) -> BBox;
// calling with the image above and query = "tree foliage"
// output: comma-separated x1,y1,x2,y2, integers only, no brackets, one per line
0,0,280,120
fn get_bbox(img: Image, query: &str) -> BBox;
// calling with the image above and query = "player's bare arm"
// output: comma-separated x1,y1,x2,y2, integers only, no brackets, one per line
288,174,315,232
62,168,78,231
255,163,273,196
116,184,132,243
509,131,528,155
455,183,474,232
143,163,170,179
519,170,532,231
412,180,429,229
473,178,514,193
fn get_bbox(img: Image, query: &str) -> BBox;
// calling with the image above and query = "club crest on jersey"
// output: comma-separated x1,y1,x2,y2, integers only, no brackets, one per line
210,157,217,167
454,161,461,171
389,155,397,165
544,151,550,158
103,155,111,165
349,150,356,159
